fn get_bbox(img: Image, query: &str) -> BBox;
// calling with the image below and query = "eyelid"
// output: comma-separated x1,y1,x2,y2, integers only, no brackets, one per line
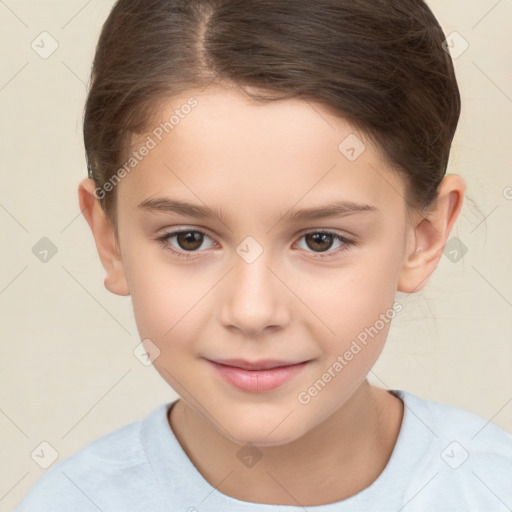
156,226,356,259
295,226,356,240
293,230,355,259
156,227,217,256
157,225,355,241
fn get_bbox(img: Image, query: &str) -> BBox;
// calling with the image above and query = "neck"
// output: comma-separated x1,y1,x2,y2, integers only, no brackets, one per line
168,381,403,506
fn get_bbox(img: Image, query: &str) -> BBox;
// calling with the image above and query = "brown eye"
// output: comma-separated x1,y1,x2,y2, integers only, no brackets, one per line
175,231,204,251
296,231,354,259
157,228,354,260
157,228,215,258
304,232,335,253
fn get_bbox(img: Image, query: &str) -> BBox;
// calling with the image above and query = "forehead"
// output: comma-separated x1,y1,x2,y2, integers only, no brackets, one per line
119,87,408,222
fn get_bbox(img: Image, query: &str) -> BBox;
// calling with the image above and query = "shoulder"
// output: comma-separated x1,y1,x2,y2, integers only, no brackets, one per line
402,390,512,455
14,404,170,512
396,390,512,511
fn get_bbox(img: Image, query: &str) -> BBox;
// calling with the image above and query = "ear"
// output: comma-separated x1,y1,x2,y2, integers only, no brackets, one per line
397,174,466,293
78,178,130,296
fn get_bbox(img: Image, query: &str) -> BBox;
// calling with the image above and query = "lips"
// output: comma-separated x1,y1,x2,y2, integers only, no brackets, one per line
209,358,306,370
205,358,310,392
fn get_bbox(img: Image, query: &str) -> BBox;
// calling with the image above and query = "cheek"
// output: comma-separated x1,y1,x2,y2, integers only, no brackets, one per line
122,242,207,346
312,251,401,333
124,222,404,366
294,263,399,415
304,241,403,367
130,273,206,341
128,268,207,389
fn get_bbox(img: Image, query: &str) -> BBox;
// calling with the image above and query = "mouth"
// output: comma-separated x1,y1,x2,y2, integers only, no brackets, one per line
208,358,308,370
205,358,311,393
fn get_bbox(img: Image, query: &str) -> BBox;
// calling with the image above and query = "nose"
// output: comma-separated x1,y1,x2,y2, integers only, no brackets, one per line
219,251,290,337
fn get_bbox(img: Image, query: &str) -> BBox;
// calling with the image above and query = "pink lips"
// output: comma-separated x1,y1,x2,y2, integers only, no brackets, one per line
206,358,309,393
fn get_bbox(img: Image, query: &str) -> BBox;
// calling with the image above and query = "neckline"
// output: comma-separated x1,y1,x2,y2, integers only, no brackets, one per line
141,390,435,510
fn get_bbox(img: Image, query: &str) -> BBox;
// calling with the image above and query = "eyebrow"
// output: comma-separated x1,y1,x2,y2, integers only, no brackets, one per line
137,197,378,223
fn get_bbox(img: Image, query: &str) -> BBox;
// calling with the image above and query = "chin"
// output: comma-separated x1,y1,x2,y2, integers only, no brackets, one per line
228,431,300,448
220,415,306,448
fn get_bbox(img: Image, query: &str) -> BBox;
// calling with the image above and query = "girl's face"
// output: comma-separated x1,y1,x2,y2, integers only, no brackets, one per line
115,86,415,445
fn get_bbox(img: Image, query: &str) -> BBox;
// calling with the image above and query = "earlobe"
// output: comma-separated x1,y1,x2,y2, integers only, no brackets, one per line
397,174,466,293
78,178,130,296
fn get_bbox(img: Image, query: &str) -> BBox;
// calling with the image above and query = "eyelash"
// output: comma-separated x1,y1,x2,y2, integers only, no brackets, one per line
156,228,356,260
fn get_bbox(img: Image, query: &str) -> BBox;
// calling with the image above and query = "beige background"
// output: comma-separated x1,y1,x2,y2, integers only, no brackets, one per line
1,0,511,509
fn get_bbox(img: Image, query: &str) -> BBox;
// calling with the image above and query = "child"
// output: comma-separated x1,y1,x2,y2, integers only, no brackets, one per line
15,0,512,510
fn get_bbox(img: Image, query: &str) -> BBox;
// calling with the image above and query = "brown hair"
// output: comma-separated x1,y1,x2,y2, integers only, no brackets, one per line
84,0,461,229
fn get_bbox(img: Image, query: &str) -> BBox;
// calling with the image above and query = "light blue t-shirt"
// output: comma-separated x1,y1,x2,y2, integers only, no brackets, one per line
14,390,512,511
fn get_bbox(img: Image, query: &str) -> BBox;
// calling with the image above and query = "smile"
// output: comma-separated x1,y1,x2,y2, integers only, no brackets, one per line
205,359,310,393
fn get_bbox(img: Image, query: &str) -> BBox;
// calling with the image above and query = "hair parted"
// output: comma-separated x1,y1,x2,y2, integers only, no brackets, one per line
84,0,461,226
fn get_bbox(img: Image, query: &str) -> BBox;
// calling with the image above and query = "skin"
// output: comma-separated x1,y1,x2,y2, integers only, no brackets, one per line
79,85,465,506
